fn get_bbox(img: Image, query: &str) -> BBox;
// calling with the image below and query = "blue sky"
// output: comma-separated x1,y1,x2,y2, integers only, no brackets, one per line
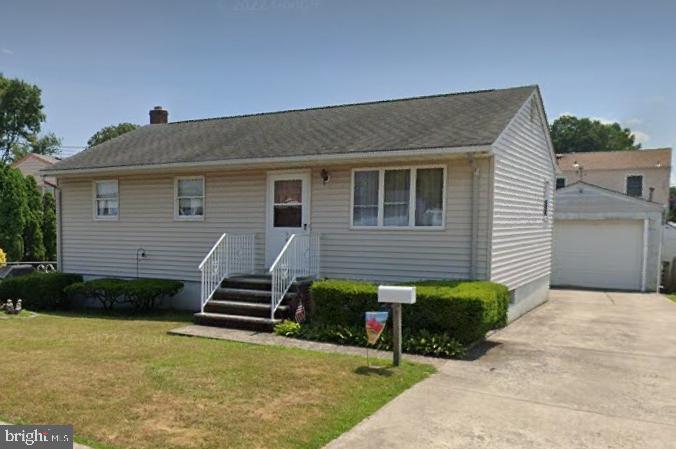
1,0,674,179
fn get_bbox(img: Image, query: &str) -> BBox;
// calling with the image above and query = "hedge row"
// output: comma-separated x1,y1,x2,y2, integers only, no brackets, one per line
65,278,184,311
309,279,509,344
0,273,183,312
0,272,83,310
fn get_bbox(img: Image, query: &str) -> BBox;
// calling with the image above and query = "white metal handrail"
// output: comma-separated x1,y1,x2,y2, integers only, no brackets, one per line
198,233,255,312
269,233,320,319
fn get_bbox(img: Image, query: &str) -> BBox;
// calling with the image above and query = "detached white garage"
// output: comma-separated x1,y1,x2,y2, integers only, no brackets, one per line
554,183,664,292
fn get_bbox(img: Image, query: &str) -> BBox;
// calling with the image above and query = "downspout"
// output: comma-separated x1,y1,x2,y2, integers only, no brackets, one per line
56,178,63,271
468,154,480,279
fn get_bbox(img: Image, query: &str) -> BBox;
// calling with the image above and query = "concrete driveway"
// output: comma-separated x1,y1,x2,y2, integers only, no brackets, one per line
325,290,676,449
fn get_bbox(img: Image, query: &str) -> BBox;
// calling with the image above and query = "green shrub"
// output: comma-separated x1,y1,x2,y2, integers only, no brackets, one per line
123,279,184,311
310,279,509,344
274,320,301,337
275,321,466,359
0,272,83,309
65,278,184,311
65,279,128,310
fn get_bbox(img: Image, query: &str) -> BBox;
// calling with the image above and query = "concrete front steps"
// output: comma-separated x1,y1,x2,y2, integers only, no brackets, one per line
193,274,308,332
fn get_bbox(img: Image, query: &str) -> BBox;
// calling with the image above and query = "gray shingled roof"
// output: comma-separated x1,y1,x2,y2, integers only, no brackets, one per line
49,85,537,172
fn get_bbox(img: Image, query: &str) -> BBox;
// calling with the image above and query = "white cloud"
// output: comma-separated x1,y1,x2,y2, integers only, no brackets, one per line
1,48,13,55
631,130,651,145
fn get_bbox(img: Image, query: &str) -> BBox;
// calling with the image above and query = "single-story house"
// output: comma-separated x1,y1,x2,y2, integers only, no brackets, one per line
553,182,664,291
43,85,557,326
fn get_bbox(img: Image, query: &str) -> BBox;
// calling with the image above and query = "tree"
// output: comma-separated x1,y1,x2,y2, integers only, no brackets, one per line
0,74,45,163
42,191,57,261
0,165,28,260
87,123,140,147
22,175,45,261
12,132,62,160
550,115,641,153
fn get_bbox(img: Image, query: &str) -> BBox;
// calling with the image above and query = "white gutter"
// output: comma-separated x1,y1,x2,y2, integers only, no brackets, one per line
42,145,492,177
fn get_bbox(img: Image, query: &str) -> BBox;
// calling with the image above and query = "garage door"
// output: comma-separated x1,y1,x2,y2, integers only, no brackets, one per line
552,219,644,290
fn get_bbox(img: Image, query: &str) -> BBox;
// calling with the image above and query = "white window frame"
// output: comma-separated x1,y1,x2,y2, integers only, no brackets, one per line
350,164,447,230
625,173,644,198
174,176,205,221
92,179,119,221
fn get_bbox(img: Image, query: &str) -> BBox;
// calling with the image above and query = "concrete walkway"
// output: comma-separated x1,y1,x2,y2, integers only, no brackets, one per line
324,290,676,449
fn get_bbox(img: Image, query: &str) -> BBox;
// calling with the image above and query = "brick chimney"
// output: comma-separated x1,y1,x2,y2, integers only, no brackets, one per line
149,106,168,124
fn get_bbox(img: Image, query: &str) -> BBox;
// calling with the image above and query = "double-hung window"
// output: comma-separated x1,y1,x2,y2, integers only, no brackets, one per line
626,175,643,198
94,180,118,220
352,166,445,228
175,176,205,220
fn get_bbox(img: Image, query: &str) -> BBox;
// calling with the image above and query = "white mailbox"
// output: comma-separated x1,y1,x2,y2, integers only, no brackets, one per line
378,285,416,304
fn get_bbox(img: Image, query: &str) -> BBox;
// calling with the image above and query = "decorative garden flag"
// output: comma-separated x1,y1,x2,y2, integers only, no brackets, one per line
294,301,306,323
365,311,389,345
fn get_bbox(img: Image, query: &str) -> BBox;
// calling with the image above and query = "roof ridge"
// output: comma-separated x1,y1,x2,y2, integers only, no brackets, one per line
168,84,537,125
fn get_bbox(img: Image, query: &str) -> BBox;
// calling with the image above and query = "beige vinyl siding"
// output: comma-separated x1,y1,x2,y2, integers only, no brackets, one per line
60,170,267,282
310,157,491,282
59,156,490,284
489,93,556,289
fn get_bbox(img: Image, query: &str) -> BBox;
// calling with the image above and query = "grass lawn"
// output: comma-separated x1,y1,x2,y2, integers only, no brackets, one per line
0,311,434,449
666,294,676,304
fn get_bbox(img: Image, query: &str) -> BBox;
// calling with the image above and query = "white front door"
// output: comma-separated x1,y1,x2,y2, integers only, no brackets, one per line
266,171,311,267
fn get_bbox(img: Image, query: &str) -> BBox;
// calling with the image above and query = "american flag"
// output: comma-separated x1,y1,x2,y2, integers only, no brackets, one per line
295,301,306,323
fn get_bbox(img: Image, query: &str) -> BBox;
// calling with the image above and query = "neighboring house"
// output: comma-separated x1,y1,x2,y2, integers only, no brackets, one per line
556,148,672,206
553,149,672,292
43,85,557,325
11,153,59,194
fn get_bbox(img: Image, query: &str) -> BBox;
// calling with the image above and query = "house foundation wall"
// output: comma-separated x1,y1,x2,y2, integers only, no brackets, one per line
507,274,550,322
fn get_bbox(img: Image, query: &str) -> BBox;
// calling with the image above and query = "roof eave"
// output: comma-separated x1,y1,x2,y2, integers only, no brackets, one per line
42,144,493,177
